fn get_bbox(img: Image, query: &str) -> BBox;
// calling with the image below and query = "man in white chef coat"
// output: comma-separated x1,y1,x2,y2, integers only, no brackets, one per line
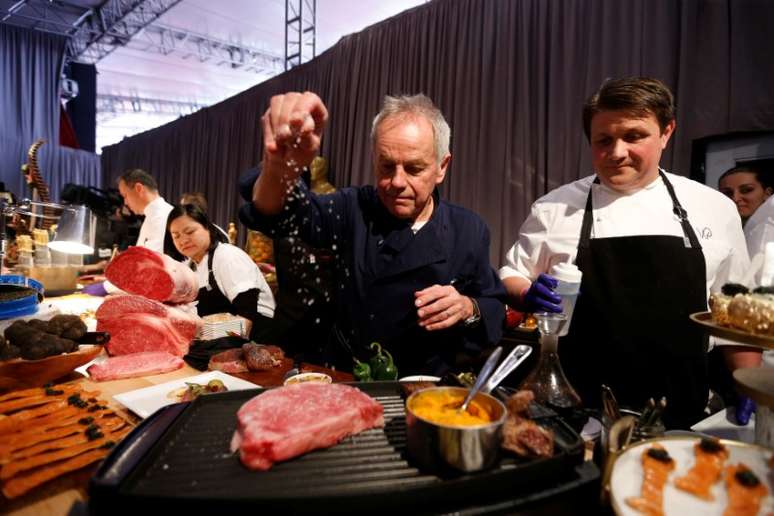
500,77,760,428
117,169,173,253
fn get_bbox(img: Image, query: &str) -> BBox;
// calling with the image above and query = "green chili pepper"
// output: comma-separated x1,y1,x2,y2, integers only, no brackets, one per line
353,358,372,382
369,342,398,381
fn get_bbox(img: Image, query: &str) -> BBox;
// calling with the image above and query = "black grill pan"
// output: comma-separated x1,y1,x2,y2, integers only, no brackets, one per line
89,382,594,514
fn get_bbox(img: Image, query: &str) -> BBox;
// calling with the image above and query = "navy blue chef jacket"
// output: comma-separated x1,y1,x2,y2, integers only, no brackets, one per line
239,168,506,375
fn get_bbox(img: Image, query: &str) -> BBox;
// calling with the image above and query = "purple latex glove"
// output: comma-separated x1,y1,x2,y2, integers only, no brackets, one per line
520,273,562,313
82,281,108,297
735,396,756,425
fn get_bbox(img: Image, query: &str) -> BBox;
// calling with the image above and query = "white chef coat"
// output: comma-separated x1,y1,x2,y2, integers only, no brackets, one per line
500,171,751,299
744,195,774,284
188,243,276,318
741,195,774,366
137,196,174,254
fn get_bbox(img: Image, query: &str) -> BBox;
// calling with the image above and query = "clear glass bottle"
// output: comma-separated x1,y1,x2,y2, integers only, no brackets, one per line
520,312,582,414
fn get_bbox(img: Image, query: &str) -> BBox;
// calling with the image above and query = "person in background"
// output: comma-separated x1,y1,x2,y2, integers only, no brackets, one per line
718,164,773,227
165,203,276,340
239,92,505,376
180,192,208,212
500,77,759,428
721,164,774,398
118,169,173,253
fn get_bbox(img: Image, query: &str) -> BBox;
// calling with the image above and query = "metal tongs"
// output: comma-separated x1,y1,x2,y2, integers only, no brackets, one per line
481,345,532,394
459,346,502,413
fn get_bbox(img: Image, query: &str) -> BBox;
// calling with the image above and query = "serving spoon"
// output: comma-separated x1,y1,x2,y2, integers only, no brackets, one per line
458,346,503,414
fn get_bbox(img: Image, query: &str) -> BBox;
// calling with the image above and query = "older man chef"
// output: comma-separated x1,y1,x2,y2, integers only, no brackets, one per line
501,77,759,428
239,92,505,375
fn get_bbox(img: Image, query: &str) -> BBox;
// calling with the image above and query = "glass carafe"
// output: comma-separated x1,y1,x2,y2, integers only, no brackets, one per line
520,312,582,413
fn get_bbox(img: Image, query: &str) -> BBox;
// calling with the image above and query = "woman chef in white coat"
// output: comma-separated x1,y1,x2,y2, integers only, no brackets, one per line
165,203,277,340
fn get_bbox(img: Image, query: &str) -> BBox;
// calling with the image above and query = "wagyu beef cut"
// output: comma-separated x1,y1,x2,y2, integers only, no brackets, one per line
106,246,198,303
88,351,184,381
231,383,384,470
96,295,202,357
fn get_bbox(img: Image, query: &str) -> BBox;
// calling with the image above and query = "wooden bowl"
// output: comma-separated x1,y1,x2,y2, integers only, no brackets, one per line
0,345,103,392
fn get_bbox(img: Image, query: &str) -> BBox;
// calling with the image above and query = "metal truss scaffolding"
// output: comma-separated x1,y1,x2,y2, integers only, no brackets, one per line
96,93,206,123
67,0,183,63
285,0,316,71
3,0,285,73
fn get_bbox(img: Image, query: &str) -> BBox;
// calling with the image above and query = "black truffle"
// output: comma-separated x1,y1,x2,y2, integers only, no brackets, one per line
721,283,749,296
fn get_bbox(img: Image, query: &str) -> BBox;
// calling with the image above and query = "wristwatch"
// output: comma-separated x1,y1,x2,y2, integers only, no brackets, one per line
463,297,481,327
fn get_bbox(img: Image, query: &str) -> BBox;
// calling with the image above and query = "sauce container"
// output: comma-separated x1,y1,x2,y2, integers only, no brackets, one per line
405,386,507,473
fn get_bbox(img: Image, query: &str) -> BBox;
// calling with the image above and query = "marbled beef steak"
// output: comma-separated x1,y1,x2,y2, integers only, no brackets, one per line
96,295,202,357
88,351,184,381
106,246,198,303
231,383,384,470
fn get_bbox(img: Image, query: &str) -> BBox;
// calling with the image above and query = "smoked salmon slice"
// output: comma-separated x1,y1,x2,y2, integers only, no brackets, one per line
674,437,729,500
626,444,675,516
724,463,768,516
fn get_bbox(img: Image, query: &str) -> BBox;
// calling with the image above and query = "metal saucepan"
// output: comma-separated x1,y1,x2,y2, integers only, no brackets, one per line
405,386,507,473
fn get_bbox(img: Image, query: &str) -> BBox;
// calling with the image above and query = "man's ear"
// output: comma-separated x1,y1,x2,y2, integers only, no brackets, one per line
660,119,676,149
134,182,144,194
436,154,451,184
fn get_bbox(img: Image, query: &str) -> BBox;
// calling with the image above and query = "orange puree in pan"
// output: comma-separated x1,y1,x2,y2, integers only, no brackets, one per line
409,390,492,426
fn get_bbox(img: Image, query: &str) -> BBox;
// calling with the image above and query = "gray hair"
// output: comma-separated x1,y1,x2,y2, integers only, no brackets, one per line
370,94,451,163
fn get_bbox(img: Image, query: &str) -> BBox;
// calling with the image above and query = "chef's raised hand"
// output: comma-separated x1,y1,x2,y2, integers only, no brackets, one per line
520,273,562,313
415,284,476,331
261,92,328,178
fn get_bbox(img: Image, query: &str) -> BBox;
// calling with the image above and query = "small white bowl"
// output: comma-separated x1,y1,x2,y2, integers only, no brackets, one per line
283,372,333,386
399,375,441,383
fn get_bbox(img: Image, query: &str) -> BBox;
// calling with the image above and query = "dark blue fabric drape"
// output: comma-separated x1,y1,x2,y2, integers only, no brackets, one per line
0,24,101,200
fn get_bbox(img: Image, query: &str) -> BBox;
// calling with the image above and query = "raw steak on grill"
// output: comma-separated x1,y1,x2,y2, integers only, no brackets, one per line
231,383,384,470
87,351,184,381
105,246,198,303
96,295,202,357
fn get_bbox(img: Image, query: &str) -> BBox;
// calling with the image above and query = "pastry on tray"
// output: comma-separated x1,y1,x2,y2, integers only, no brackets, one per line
709,284,774,337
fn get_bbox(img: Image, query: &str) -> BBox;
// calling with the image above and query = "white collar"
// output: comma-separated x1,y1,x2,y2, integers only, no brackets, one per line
143,196,167,216
594,170,664,196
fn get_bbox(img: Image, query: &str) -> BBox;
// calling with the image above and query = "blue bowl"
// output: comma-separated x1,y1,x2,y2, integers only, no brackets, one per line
0,275,44,320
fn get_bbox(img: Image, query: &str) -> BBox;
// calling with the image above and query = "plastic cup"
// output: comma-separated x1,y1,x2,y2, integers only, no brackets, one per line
551,262,582,337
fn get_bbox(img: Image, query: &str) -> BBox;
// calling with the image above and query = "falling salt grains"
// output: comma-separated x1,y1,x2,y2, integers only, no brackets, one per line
315,318,321,324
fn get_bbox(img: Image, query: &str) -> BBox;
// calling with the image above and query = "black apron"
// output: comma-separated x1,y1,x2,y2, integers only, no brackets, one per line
560,172,709,429
195,245,233,317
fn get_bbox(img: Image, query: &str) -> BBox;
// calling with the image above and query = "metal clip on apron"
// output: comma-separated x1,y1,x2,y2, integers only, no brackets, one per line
559,172,709,429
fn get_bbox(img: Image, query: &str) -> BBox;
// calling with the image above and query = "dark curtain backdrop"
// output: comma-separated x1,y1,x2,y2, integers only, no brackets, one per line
100,0,774,264
0,24,101,201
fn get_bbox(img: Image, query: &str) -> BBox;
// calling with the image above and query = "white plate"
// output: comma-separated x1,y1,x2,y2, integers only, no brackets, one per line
611,436,774,516
399,375,441,382
113,371,260,418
